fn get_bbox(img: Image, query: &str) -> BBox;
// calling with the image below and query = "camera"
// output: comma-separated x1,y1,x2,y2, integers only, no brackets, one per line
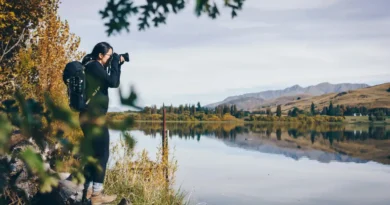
119,53,130,62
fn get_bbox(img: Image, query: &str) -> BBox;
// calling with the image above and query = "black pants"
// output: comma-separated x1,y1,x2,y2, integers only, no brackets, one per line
79,112,110,184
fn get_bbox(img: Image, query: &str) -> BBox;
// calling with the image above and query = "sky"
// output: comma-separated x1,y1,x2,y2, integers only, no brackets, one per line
58,0,390,110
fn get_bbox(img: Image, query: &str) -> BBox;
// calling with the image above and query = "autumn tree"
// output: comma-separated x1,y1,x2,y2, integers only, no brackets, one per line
0,0,51,99
14,0,84,105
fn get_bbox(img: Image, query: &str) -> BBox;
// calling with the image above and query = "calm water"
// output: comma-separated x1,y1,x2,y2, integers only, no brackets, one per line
110,123,390,205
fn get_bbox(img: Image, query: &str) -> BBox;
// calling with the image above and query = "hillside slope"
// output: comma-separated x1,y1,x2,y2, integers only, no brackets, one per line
269,83,390,112
207,82,369,110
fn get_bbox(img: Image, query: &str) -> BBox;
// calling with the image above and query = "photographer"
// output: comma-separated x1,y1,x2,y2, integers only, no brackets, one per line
79,42,125,204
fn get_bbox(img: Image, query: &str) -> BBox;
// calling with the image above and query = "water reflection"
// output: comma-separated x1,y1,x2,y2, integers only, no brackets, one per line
130,122,390,165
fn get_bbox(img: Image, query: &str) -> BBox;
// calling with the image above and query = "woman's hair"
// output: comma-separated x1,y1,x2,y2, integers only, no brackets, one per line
90,42,113,60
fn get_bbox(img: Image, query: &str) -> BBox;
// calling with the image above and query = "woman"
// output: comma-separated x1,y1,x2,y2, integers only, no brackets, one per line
79,42,124,204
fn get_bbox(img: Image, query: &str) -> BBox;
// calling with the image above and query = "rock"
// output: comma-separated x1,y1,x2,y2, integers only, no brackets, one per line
118,198,132,205
3,136,131,205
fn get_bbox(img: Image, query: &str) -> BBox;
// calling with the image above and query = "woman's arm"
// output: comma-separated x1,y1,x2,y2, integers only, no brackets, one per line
91,53,121,88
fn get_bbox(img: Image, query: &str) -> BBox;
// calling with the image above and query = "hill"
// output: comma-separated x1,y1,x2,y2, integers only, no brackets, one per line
268,83,390,113
206,82,369,110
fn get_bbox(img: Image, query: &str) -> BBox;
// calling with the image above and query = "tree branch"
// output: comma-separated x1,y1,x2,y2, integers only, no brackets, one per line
0,28,26,63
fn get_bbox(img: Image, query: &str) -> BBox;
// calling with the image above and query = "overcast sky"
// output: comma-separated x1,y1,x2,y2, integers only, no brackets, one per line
58,0,390,110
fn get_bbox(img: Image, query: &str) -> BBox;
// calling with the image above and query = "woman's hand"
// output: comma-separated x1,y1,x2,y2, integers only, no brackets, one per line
120,55,125,63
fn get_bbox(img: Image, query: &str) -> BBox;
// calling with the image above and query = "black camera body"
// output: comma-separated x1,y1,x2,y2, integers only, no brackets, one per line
119,53,130,62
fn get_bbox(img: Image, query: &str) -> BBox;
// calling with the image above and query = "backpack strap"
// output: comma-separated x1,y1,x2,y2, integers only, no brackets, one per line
83,60,100,105
85,86,100,105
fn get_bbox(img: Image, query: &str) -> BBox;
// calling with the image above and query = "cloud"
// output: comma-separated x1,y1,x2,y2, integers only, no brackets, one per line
58,0,390,108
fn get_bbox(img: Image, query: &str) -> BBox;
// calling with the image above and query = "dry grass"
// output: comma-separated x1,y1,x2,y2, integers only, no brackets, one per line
267,83,390,113
104,135,188,205
344,116,390,124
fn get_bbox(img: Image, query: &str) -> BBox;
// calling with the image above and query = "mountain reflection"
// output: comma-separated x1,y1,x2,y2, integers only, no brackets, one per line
130,122,390,165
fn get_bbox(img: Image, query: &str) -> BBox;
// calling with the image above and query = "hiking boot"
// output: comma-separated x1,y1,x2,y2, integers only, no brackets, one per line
86,187,92,199
91,191,117,205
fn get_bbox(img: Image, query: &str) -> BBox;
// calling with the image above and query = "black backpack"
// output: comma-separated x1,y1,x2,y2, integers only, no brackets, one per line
63,58,99,112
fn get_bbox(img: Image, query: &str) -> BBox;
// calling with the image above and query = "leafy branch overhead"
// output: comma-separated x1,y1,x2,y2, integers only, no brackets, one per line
100,0,245,36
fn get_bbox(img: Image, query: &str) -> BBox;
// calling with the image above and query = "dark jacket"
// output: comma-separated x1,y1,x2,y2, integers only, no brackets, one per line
84,54,121,114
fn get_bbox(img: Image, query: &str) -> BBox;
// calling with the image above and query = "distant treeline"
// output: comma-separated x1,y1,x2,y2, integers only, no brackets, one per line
252,101,389,122
130,122,390,143
140,103,249,118
112,101,389,123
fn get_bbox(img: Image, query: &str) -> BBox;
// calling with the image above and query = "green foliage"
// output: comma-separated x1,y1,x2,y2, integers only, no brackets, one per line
0,113,12,154
387,87,390,92
249,114,344,124
20,148,59,193
328,101,334,116
288,107,303,117
276,105,282,117
311,102,316,115
0,86,140,202
369,110,386,121
266,107,272,116
100,0,245,36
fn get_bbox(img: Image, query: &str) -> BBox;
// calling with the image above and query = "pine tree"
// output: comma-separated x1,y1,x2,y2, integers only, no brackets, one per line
328,101,334,116
197,102,202,112
310,102,316,115
223,105,230,114
266,108,273,116
291,107,299,117
179,105,184,114
321,107,328,115
191,105,196,115
276,105,282,117
170,104,173,113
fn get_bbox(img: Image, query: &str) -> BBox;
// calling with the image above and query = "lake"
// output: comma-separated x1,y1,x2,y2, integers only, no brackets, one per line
110,123,390,205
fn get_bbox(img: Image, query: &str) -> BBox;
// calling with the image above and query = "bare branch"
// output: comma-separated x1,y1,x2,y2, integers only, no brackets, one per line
0,28,26,63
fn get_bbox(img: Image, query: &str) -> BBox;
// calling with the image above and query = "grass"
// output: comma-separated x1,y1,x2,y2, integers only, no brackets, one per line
345,116,390,124
103,133,189,205
272,82,390,113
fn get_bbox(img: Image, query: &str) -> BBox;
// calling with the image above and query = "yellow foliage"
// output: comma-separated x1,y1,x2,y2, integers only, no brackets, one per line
14,0,84,105
222,114,237,121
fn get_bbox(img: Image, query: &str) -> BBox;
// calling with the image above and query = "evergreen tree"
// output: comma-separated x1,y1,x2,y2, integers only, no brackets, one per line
169,104,173,113
197,102,202,112
335,105,341,116
276,105,282,117
321,107,327,115
291,107,299,117
288,110,292,116
223,105,230,114
328,101,334,116
184,104,189,112
310,102,316,115
179,105,184,114
191,105,196,115
266,108,272,116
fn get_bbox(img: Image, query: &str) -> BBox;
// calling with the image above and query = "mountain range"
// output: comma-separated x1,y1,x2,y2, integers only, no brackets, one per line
206,82,370,111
